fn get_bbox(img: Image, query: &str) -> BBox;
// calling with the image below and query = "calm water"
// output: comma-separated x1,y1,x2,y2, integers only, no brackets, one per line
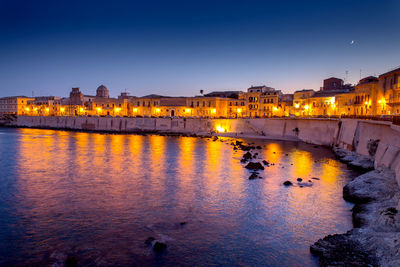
0,128,357,266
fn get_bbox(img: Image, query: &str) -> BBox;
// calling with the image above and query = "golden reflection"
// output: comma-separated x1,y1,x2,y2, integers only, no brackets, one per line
290,150,313,178
265,143,282,163
321,159,342,183
148,135,166,179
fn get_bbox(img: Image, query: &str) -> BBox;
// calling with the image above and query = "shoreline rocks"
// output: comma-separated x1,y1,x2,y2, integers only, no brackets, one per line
311,167,400,266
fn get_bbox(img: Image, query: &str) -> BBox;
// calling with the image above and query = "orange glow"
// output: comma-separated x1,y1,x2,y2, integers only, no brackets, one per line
80,107,84,112
115,107,121,112
237,108,242,113
60,107,65,112
45,108,50,112
216,125,225,133
304,105,309,110
25,107,30,111
211,109,216,113
133,108,138,112
155,108,160,113
295,103,300,109
273,107,278,111
96,107,102,112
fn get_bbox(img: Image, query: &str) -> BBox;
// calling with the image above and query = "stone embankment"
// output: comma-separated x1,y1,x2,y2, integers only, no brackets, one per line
4,115,400,265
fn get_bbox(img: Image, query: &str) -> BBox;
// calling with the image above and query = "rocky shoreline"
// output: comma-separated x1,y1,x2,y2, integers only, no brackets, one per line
310,147,400,266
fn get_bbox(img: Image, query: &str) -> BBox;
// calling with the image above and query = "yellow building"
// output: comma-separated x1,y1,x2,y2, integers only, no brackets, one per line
0,96,34,115
352,76,379,116
293,89,315,116
246,86,281,117
335,92,355,116
378,67,400,115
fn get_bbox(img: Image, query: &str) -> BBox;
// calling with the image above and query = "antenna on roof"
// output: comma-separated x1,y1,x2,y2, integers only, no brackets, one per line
345,71,348,83
32,91,34,97
360,69,362,80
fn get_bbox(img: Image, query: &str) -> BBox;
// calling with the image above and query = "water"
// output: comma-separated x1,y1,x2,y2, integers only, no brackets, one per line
0,128,357,266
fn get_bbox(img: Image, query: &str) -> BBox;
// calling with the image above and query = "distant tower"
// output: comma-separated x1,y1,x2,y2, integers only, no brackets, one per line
70,87,84,105
96,85,110,98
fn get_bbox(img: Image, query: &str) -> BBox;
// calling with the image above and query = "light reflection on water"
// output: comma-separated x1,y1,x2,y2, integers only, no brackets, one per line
0,128,357,266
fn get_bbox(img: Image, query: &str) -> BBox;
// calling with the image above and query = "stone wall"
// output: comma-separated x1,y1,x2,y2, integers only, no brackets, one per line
11,115,400,186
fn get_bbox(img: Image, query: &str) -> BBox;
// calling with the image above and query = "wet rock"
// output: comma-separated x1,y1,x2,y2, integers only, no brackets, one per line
180,221,187,226
297,178,303,182
343,169,396,204
212,136,218,141
235,140,243,146
310,230,378,266
262,160,269,166
256,146,262,149
347,156,374,172
245,162,264,170
242,152,252,160
153,241,167,252
285,153,289,156
283,181,293,186
249,172,259,180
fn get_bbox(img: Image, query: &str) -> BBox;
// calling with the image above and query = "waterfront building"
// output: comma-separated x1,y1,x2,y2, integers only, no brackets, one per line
25,96,62,116
0,96,34,115
4,66,400,119
293,89,315,116
246,85,281,117
353,76,379,116
378,67,400,115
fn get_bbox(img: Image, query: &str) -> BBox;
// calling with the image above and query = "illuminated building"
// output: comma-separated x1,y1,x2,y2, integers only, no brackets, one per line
0,96,34,115
379,67,400,115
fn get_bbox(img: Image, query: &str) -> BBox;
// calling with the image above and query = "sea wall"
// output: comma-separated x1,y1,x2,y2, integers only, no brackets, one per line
9,115,400,185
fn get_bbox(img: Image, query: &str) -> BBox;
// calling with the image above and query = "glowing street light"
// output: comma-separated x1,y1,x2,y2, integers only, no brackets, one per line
216,125,225,133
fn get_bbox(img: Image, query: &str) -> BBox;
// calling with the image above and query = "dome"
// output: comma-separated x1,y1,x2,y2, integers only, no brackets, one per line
96,85,109,98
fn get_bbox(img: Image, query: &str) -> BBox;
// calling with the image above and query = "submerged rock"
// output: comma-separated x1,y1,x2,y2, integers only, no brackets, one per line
245,162,264,170
283,181,293,186
153,241,167,252
249,172,259,180
297,178,303,182
262,160,269,166
242,152,252,160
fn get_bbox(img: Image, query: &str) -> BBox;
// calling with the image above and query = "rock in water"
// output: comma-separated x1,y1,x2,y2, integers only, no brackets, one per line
242,152,252,160
245,162,264,170
297,178,303,182
283,181,293,186
249,172,259,180
262,160,269,166
153,241,167,252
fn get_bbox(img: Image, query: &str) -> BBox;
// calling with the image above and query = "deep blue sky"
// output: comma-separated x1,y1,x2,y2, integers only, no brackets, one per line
0,0,399,97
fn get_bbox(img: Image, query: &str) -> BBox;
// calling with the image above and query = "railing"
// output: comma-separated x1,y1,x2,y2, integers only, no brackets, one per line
340,115,400,125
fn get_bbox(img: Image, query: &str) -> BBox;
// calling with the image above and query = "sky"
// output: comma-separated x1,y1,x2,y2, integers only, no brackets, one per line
0,0,399,97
